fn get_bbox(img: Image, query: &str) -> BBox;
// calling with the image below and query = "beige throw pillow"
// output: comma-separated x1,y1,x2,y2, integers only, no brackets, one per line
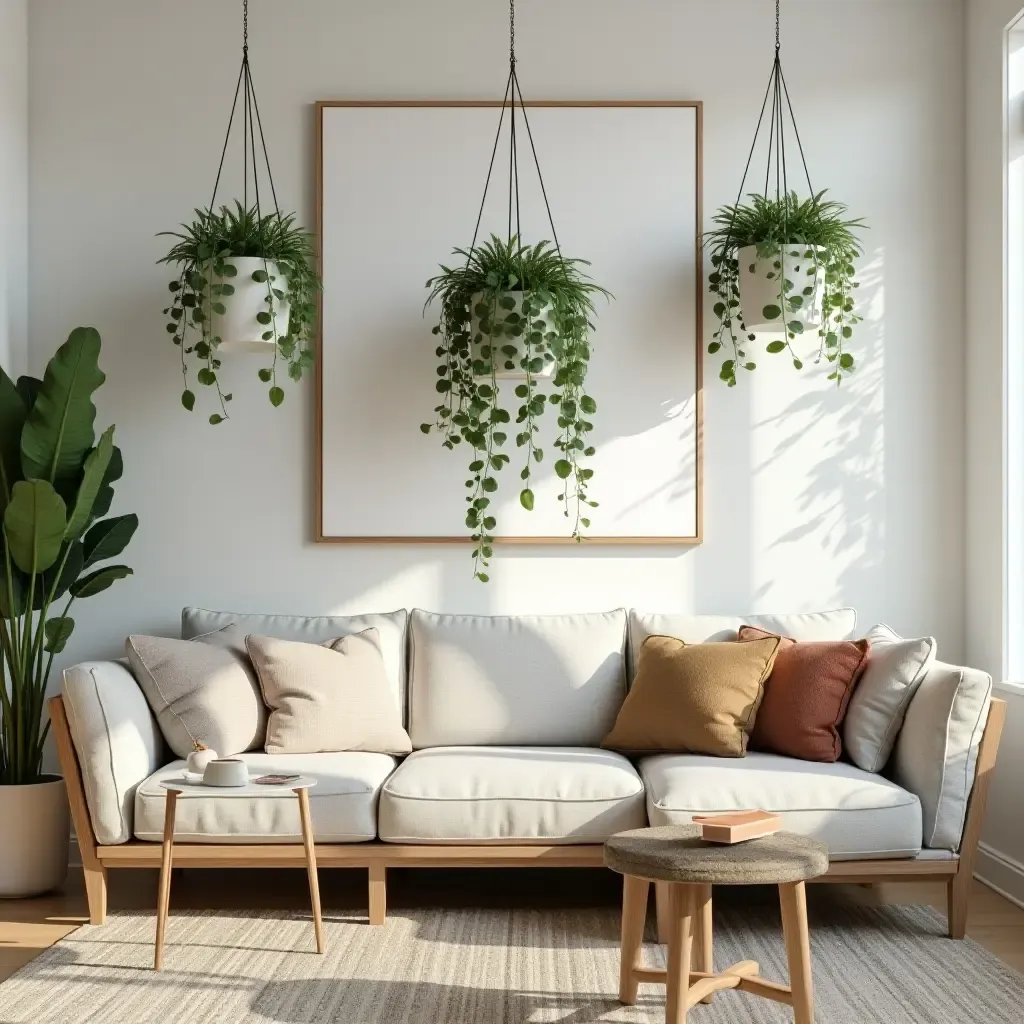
601,635,781,757
246,629,412,755
126,627,266,757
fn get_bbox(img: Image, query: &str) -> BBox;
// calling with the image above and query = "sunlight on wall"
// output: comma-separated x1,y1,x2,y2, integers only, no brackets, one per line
748,251,885,612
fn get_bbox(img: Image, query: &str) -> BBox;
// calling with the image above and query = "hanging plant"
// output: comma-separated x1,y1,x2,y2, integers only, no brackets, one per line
155,0,319,423
418,0,613,581
158,202,319,422
705,0,867,388
706,191,864,386
422,235,609,582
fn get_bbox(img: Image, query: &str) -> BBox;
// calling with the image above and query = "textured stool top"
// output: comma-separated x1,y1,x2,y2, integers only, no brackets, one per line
604,825,829,885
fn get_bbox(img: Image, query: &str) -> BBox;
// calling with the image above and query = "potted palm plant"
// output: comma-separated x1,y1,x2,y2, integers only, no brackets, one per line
158,202,320,423
1,327,137,897
705,191,865,386
422,234,611,581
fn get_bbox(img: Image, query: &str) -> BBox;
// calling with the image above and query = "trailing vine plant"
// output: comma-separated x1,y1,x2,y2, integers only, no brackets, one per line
158,202,319,423
422,235,610,581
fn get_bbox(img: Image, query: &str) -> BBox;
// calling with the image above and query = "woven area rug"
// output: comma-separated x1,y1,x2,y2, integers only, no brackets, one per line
1,901,1020,1023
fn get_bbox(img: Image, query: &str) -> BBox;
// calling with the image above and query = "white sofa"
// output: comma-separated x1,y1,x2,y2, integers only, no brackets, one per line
52,606,1006,939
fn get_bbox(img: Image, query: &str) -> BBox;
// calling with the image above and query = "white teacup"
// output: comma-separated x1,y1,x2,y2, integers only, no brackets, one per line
202,758,248,787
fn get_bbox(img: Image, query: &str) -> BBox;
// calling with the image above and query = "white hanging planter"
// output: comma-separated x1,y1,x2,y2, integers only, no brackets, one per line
737,243,826,334
207,256,291,354
469,290,557,380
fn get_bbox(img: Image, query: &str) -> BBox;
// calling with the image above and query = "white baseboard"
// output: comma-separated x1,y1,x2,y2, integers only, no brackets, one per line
975,842,1024,911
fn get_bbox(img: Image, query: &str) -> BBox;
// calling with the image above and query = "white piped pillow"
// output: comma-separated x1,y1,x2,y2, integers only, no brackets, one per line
843,624,936,772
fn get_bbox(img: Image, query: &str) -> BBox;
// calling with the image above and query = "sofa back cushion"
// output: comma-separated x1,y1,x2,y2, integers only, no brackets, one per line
408,609,628,748
891,660,992,851
181,607,408,718
62,660,163,845
628,609,857,677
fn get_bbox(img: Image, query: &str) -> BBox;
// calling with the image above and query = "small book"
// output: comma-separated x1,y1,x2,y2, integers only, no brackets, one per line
692,810,782,844
253,774,302,785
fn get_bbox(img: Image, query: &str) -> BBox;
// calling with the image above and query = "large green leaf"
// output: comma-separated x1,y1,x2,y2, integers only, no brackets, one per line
0,368,27,514
20,327,105,494
33,540,84,609
82,514,138,568
70,564,131,599
66,426,114,539
91,445,122,521
43,615,75,654
3,480,68,574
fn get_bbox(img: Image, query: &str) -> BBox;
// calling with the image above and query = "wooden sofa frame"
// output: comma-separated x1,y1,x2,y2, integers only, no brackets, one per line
49,695,1007,940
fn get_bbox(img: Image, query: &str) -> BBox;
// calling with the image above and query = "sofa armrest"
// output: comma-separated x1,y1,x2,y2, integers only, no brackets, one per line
891,660,993,852
62,660,164,845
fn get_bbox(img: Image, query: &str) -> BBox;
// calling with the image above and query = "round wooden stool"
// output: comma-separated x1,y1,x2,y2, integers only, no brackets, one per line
605,824,828,1024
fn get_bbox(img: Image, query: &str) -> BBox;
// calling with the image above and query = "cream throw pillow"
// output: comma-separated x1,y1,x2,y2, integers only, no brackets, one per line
126,627,266,757
246,629,412,755
843,624,936,772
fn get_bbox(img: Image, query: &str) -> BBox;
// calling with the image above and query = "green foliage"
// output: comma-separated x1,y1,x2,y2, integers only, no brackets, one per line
704,191,865,386
423,235,610,581
158,201,321,419
0,328,137,785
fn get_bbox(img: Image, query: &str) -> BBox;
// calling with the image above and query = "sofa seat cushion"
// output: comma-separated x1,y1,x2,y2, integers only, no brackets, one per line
640,752,922,860
134,752,397,843
378,747,646,844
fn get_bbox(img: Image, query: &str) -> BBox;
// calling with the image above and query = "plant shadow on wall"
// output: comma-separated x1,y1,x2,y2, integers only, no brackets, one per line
747,250,885,608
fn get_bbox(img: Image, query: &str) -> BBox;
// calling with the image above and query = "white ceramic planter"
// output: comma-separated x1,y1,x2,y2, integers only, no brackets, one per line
737,243,826,333
0,776,70,898
469,291,557,380
207,256,291,354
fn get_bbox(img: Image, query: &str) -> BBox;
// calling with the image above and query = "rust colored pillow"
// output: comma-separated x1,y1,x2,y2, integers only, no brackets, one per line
740,626,870,762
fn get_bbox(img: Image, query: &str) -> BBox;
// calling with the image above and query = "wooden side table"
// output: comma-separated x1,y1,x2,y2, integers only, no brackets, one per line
605,824,828,1024
154,776,324,970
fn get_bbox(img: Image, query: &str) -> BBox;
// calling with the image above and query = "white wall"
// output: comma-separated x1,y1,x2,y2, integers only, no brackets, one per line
28,1,965,671
0,0,27,377
967,0,1024,906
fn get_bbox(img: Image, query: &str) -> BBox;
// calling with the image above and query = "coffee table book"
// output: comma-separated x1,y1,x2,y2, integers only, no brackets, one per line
692,810,782,844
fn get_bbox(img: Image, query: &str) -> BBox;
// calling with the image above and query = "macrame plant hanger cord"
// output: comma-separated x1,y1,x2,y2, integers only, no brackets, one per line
209,0,283,257
466,0,564,260
724,0,816,254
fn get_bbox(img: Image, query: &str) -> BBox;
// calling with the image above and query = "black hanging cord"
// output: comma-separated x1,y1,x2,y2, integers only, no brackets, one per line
207,0,282,223
466,0,561,260
721,0,817,251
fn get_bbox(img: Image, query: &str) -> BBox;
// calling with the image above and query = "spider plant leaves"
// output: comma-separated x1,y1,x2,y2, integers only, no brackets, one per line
3,480,68,575
20,327,104,496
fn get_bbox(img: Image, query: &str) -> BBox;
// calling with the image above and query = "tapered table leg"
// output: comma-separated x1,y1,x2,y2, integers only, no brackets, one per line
618,875,650,1004
154,790,177,970
693,883,713,1002
779,881,814,1024
297,786,325,953
665,884,695,1024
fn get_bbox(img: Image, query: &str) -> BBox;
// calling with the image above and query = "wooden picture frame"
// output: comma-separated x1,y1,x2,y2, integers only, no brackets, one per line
315,100,704,544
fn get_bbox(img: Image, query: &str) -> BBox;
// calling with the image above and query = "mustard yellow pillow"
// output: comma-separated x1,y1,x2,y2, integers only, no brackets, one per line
601,635,781,757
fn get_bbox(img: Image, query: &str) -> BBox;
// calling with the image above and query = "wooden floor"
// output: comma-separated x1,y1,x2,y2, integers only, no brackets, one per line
1,866,1022,984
